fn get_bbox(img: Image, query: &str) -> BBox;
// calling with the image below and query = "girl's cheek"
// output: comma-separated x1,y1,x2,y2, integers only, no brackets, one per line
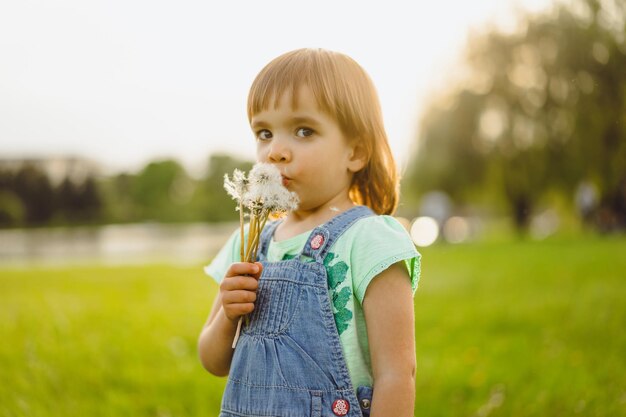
256,148,267,162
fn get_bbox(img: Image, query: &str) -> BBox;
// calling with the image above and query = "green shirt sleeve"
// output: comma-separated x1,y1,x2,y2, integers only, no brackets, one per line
349,215,422,303
203,224,249,284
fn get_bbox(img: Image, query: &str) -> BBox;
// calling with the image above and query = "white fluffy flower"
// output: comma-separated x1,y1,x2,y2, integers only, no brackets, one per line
241,163,299,214
267,185,299,212
244,182,299,213
248,163,282,186
223,169,249,202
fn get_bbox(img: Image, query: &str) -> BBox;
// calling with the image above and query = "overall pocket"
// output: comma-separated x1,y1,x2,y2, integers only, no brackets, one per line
244,277,302,336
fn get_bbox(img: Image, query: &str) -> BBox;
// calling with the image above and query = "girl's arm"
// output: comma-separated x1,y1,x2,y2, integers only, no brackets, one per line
197,262,263,376
363,261,417,417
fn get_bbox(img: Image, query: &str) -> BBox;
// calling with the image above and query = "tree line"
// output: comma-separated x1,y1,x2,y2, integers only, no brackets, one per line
0,155,252,228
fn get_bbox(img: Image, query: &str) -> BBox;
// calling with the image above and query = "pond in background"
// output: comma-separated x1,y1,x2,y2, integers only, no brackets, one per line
0,222,238,268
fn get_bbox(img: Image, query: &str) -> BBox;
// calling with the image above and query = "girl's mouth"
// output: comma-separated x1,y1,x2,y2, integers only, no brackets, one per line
281,176,290,187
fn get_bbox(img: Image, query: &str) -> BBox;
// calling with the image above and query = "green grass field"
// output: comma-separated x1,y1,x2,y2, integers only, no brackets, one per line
1,235,625,416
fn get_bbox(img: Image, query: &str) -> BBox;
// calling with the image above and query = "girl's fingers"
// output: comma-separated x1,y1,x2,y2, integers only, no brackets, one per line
226,262,261,277
222,290,257,305
225,303,255,318
220,262,263,321
221,276,259,292
251,262,263,279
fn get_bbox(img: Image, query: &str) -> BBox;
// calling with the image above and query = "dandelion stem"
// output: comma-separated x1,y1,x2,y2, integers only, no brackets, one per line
232,318,243,349
248,219,260,260
245,213,256,262
252,212,269,260
239,201,244,261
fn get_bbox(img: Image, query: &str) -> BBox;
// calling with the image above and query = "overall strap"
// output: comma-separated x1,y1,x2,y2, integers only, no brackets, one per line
301,205,375,263
256,218,283,262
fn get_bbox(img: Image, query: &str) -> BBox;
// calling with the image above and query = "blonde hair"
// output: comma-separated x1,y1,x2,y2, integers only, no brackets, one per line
247,48,399,215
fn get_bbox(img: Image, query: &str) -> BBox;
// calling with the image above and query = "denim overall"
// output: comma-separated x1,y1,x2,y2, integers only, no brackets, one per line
219,205,375,417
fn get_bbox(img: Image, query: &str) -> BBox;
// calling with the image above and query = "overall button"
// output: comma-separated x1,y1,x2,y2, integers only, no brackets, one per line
311,234,324,249
360,398,371,409
332,399,350,416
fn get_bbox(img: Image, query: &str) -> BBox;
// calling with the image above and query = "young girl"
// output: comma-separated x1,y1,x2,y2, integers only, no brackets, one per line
198,48,421,417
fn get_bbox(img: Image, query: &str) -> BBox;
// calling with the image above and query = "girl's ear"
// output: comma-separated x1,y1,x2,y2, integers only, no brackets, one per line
347,142,367,173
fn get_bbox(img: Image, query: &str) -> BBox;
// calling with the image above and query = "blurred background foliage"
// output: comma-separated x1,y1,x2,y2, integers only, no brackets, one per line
0,154,253,228
403,0,626,234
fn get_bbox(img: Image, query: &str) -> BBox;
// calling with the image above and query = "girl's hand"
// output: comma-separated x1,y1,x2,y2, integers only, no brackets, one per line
219,262,263,323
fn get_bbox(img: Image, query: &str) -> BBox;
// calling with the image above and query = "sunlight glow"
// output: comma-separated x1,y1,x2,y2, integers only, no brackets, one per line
410,217,440,247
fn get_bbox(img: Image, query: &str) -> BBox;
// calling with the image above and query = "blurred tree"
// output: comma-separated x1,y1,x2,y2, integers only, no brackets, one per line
57,175,103,223
130,159,195,222
99,172,139,223
405,0,626,232
0,169,20,226
200,154,253,222
0,190,25,227
78,176,103,221
12,164,56,226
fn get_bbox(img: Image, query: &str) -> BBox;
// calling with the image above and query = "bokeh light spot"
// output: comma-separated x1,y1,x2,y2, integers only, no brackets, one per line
410,216,439,247
443,216,470,243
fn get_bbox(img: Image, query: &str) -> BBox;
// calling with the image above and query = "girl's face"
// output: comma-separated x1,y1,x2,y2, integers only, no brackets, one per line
251,86,364,213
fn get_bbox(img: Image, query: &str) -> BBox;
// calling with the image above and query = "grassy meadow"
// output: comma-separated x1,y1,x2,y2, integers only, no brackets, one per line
1,234,625,416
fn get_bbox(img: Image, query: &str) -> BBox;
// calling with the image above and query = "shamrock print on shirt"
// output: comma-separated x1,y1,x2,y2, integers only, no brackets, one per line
324,252,353,335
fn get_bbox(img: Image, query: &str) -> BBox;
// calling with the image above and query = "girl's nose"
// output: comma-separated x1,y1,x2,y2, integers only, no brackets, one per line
267,137,291,163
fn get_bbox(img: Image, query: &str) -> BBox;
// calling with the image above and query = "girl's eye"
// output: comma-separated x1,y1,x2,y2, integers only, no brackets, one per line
296,127,314,138
256,130,272,141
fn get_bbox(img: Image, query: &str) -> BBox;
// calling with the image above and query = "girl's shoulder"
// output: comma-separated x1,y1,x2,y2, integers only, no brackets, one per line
334,213,420,264
333,214,421,302
344,214,412,242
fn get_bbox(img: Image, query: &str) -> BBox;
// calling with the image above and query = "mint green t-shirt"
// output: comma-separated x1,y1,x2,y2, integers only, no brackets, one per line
204,214,421,392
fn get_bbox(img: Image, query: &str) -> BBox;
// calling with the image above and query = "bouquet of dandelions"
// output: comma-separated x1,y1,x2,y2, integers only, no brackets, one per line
224,163,299,348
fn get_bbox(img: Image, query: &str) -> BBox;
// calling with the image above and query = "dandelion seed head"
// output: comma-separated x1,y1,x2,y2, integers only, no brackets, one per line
233,169,247,185
223,169,249,202
227,162,298,215
263,183,300,213
249,163,282,186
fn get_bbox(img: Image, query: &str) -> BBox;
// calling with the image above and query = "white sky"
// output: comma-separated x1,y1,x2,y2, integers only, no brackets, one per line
0,0,552,178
